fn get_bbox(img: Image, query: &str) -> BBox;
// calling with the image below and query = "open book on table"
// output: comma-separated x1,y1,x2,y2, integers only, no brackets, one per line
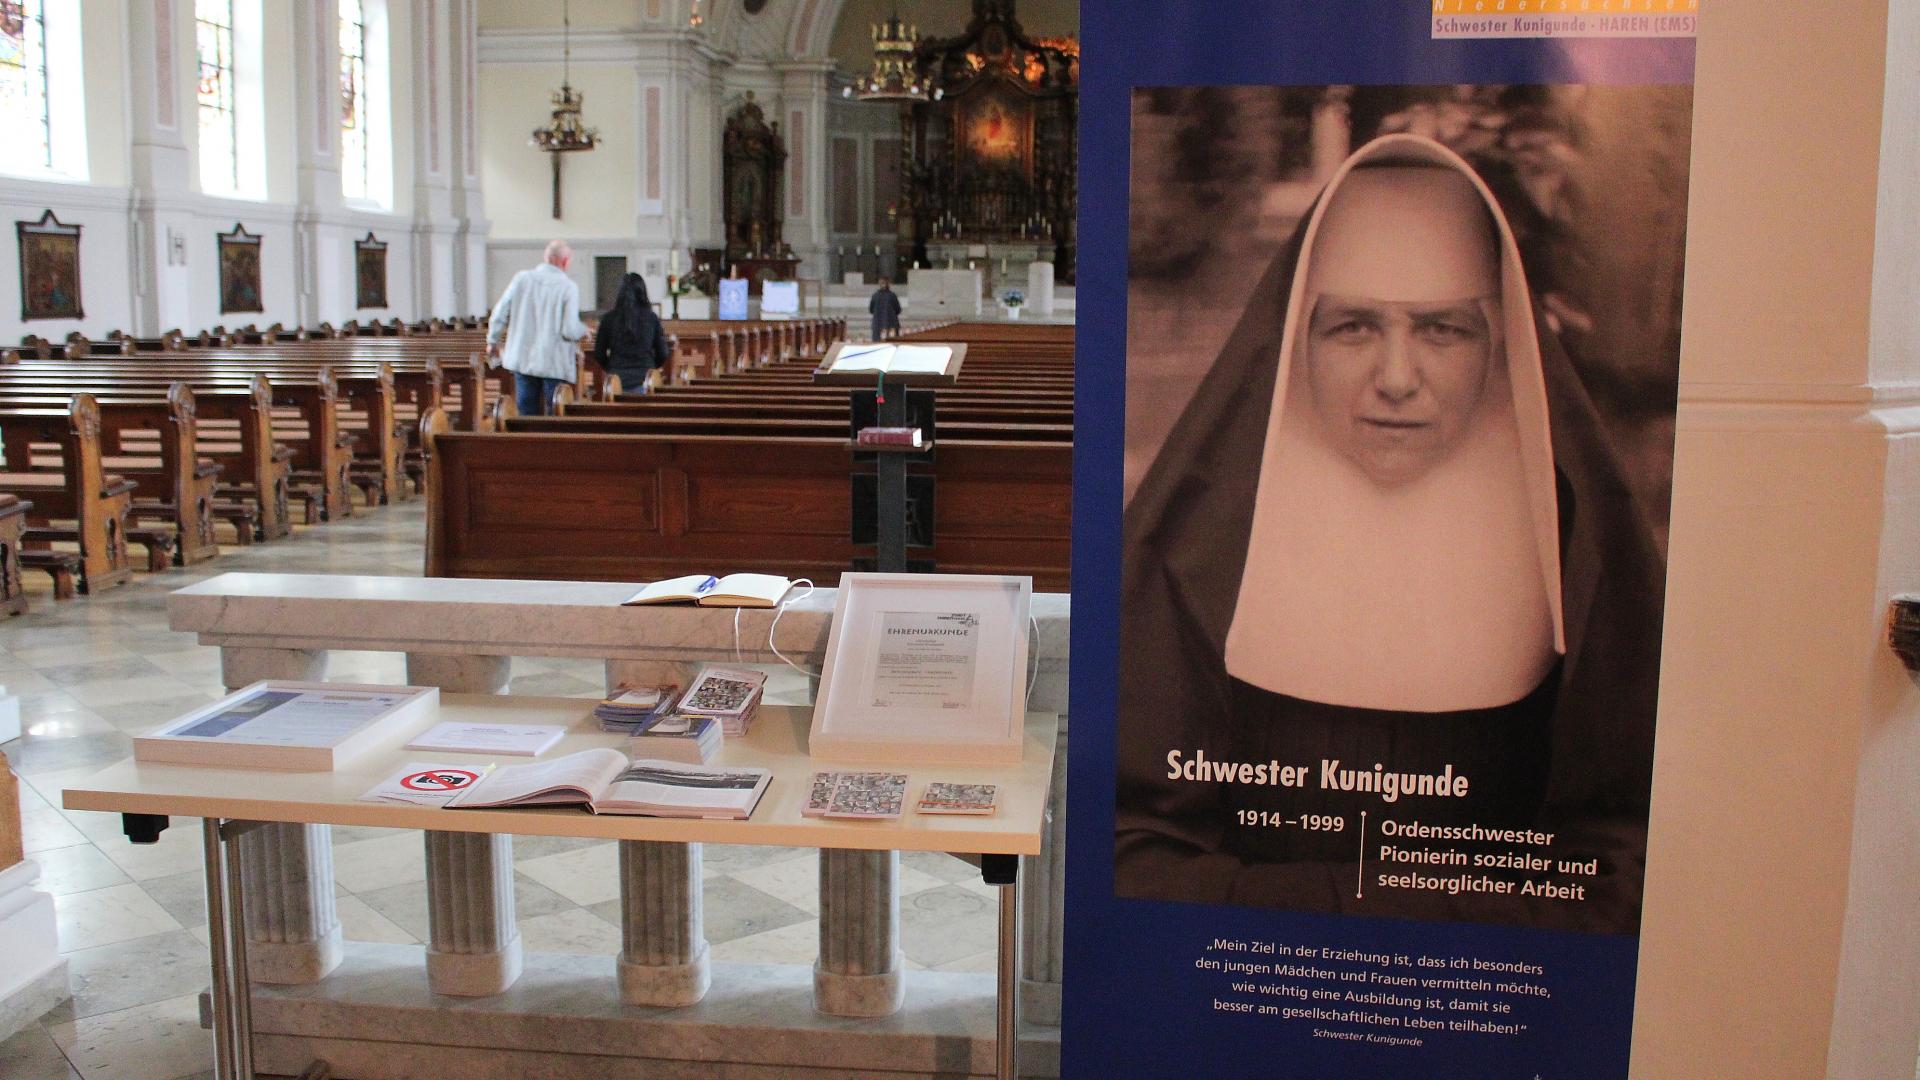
825,343,954,375
443,748,771,819
622,573,794,608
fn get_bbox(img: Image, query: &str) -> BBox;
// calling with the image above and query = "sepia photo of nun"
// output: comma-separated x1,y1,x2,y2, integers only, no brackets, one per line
1114,132,1668,934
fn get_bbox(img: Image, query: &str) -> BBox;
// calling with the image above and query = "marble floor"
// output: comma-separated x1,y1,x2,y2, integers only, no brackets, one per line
0,499,1002,1080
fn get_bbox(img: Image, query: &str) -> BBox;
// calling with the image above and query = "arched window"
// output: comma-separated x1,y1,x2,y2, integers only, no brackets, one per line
196,0,264,198
339,0,368,198
196,0,238,192
0,0,84,180
338,0,391,206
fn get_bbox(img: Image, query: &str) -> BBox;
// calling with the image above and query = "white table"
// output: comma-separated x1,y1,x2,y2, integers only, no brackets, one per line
66,694,1057,1080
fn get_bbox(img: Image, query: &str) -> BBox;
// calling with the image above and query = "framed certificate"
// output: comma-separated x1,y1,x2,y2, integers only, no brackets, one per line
810,573,1031,764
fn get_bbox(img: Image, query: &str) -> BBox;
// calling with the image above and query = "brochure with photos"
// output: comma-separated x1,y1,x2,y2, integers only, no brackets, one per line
916,782,999,815
443,748,771,819
802,771,910,820
677,665,767,736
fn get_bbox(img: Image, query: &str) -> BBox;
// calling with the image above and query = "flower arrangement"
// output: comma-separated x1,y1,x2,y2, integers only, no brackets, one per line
1001,288,1026,309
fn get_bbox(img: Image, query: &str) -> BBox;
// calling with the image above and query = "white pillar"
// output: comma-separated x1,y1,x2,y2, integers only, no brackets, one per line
125,0,197,337
602,663,710,1006
215,648,343,982
814,849,905,1017
236,823,343,983
292,0,345,326
424,832,521,995
1026,260,1056,317
406,652,521,995
1630,5,1920,1077
0,757,67,1040
616,840,711,1007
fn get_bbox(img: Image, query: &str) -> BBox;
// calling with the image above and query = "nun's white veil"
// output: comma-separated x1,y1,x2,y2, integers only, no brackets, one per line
1223,134,1565,713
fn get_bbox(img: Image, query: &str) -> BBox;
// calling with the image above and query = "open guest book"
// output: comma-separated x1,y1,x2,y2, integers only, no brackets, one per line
442,748,771,819
622,573,794,608
824,343,955,375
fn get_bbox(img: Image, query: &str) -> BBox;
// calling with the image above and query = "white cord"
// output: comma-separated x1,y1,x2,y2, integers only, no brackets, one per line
732,606,743,664
770,578,821,679
1026,611,1040,702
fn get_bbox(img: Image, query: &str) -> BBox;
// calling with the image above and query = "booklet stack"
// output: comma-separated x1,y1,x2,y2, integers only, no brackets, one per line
803,771,909,820
677,666,767,737
594,685,680,734
442,748,771,819
628,713,723,765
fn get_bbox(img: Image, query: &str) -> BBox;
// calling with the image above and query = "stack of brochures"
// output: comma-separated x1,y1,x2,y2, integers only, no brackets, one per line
443,748,771,819
628,713,722,765
594,685,679,734
677,666,767,737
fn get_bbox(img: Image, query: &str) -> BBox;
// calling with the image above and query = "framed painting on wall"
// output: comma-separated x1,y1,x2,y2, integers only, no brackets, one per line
218,224,264,314
355,232,387,309
17,210,83,321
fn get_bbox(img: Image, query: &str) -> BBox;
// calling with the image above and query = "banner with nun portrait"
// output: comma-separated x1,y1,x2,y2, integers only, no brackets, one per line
1065,4,1696,1077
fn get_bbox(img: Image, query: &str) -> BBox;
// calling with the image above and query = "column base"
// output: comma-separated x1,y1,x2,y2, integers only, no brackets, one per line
428,934,524,997
248,925,345,985
618,942,711,1007
812,951,906,1018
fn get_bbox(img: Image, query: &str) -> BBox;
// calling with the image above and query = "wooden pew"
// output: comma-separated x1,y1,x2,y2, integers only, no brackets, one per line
424,421,1069,589
0,395,134,595
0,493,28,615
0,368,352,522
0,383,222,563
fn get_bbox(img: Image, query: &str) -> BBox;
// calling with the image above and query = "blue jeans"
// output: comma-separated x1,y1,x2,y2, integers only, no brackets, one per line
514,374,563,416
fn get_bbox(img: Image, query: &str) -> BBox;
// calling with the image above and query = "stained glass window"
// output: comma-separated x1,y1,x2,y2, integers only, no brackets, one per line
0,0,53,171
339,0,369,200
196,0,238,194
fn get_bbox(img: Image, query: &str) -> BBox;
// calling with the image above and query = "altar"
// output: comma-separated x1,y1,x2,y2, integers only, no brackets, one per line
907,267,984,316
925,241,1053,298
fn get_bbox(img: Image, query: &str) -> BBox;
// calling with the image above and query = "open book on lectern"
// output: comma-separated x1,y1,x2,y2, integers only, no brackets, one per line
826,343,955,374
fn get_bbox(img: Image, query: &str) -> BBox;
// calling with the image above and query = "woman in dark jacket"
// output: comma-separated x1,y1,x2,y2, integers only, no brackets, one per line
593,273,671,391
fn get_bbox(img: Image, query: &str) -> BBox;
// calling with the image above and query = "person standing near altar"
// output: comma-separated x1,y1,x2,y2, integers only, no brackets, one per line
869,278,903,341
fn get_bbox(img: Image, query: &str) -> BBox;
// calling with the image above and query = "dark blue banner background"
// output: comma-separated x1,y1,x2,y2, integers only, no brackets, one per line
1065,5,1692,1077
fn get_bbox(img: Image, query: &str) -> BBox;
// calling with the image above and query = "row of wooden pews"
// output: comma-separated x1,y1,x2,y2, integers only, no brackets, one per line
0,318,494,609
661,318,849,383
425,321,1074,589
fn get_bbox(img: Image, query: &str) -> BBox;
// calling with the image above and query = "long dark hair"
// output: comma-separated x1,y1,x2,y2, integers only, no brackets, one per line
607,273,653,343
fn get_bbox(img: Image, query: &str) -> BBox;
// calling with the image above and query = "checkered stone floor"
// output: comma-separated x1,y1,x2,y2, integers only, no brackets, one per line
0,499,999,1080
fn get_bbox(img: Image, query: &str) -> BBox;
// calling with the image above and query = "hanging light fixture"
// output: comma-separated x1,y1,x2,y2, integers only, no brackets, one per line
530,0,599,217
846,11,931,102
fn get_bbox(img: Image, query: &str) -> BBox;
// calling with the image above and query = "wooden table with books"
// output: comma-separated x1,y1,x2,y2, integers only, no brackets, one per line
62,693,1058,1080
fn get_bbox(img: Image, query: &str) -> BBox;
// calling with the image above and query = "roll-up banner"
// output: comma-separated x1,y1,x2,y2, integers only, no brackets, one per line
1066,3,1697,1076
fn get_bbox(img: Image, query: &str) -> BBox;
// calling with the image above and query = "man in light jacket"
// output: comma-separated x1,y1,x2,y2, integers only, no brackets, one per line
487,240,589,416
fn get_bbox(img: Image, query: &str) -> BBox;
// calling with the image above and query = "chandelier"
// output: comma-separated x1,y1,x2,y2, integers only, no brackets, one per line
530,0,598,154
846,12,934,102
530,0,598,218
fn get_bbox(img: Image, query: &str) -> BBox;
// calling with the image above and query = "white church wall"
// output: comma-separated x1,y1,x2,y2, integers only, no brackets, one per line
478,62,641,242
0,0,486,346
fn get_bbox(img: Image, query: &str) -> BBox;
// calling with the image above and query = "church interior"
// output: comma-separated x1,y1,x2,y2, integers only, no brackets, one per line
3,2,1915,1079
0,1,1076,1077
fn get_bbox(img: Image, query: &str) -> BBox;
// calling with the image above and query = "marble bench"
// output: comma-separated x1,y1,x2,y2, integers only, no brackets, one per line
164,573,1072,1073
